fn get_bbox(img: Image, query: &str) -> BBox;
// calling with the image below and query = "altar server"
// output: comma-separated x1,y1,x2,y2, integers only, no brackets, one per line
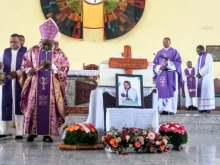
183,61,198,110
0,34,27,139
153,37,182,115
196,45,215,113
18,18,69,142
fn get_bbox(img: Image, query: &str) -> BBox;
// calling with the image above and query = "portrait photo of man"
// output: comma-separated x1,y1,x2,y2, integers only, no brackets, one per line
121,81,138,101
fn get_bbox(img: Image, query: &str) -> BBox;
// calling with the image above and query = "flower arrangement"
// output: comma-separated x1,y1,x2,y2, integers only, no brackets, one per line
102,126,170,155
63,123,98,145
159,122,188,151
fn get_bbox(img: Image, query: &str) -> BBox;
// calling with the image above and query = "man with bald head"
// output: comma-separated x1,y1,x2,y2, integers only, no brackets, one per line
183,61,198,110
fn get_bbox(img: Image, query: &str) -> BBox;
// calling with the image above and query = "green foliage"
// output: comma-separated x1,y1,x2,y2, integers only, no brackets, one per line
160,131,188,147
64,130,98,145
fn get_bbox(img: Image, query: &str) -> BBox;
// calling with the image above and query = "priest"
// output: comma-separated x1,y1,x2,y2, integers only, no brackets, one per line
0,34,27,139
153,37,182,115
183,61,198,110
196,45,215,113
18,18,69,142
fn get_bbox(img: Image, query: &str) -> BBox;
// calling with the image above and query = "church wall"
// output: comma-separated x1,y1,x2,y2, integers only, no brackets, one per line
0,0,220,78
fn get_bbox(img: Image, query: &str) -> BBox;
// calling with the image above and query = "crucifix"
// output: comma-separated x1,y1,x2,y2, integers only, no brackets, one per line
108,45,148,74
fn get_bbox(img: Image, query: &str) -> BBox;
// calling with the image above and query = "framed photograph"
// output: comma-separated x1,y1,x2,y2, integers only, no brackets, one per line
206,45,220,62
116,74,144,108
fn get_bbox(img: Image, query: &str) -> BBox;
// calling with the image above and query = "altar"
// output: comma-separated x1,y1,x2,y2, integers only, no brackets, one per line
86,45,158,141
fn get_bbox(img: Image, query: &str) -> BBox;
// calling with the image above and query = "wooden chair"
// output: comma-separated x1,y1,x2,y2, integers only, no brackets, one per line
83,63,99,70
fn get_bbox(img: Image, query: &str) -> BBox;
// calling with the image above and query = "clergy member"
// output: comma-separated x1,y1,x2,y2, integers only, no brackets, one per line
153,37,182,115
183,61,198,110
196,45,215,113
18,35,25,47
0,34,27,139
18,18,69,142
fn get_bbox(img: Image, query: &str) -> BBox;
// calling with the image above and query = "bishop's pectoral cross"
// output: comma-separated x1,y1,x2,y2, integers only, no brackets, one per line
108,45,148,74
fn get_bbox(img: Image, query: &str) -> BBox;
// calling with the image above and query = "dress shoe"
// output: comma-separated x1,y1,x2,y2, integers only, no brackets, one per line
168,112,175,115
43,136,53,142
160,111,169,115
26,135,38,142
0,135,6,138
204,110,211,113
192,106,198,111
15,136,23,139
187,105,193,111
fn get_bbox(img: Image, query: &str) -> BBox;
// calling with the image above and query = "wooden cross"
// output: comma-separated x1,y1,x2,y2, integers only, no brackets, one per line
108,45,148,74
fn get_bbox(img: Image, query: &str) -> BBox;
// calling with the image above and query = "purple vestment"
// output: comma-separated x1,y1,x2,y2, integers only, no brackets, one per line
184,68,196,97
1,47,27,121
153,47,182,98
197,52,207,98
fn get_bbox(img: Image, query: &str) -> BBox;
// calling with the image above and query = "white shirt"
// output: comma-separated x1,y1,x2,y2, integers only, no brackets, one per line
121,88,138,101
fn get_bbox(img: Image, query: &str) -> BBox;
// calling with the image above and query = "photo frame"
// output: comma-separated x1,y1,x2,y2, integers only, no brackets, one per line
206,45,220,62
116,74,144,108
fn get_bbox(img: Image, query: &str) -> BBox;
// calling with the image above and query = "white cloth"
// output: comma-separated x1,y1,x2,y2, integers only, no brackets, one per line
86,87,158,142
0,49,23,135
68,70,98,76
196,53,215,111
182,68,198,107
106,108,159,132
154,62,178,113
121,88,138,101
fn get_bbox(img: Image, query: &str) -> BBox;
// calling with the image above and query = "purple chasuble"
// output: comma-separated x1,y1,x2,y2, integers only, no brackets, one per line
2,47,27,121
197,52,207,98
184,68,196,97
36,50,52,135
153,48,182,98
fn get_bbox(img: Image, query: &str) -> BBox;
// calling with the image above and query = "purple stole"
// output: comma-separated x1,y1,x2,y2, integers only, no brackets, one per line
2,47,27,121
36,50,52,135
184,68,196,97
197,52,207,97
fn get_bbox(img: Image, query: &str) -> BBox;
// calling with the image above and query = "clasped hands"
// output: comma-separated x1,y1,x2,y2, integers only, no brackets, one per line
28,61,52,76
160,61,168,70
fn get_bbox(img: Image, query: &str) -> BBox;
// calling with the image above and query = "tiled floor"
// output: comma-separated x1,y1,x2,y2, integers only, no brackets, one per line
0,133,220,165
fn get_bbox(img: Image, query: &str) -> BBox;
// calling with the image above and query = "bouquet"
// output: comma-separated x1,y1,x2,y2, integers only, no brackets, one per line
125,126,170,153
159,122,188,151
102,126,170,155
102,127,127,155
63,123,98,145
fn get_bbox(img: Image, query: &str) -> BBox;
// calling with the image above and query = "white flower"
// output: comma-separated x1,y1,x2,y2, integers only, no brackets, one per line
165,125,169,128
117,137,122,142
171,127,175,130
126,135,130,141
175,125,180,128
129,144,133,148
163,139,168,145
155,141,160,145
142,131,147,135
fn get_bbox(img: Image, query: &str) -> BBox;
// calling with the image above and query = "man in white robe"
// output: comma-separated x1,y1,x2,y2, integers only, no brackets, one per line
0,34,27,139
196,45,215,113
182,61,198,110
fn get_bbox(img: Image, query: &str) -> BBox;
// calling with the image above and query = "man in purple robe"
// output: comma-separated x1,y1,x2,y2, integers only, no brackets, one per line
18,18,69,142
153,37,182,115
0,34,27,139
182,61,198,110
